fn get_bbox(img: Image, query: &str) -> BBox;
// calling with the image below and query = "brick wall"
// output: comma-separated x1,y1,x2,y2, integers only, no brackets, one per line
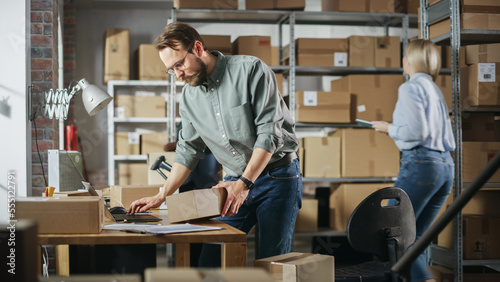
31,0,59,197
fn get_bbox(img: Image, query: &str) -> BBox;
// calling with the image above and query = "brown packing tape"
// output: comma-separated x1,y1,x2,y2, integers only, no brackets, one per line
374,75,381,88
386,58,391,67
479,54,488,62
365,0,370,12
479,45,487,53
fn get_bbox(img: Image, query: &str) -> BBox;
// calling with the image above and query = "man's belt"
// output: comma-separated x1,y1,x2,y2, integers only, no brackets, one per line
263,152,297,173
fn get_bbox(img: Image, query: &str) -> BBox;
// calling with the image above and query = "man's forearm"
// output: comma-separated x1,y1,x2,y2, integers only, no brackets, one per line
159,162,192,197
241,148,273,182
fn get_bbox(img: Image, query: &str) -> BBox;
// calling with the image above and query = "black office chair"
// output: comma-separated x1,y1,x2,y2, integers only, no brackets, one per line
335,187,416,282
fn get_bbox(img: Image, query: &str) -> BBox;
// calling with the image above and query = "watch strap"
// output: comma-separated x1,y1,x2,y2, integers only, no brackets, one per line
239,176,254,190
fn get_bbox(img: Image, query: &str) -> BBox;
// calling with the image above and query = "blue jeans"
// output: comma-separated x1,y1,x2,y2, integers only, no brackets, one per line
395,146,454,281
198,158,303,267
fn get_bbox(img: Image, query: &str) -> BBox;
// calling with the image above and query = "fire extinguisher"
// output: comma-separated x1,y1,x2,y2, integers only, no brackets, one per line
65,124,78,151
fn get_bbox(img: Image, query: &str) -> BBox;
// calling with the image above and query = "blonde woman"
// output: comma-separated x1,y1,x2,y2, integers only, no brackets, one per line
372,39,455,282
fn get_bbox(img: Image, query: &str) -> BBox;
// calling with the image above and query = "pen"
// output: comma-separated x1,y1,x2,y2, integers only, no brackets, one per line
123,229,147,234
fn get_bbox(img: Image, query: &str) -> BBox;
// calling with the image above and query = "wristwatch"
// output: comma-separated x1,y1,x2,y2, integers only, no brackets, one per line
239,176,254,190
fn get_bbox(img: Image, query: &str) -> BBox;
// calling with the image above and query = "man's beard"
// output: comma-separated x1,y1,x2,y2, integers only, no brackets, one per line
182,57,207,87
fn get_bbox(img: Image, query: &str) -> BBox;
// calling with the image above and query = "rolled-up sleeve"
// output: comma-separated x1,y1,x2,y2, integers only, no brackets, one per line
248,61,284,154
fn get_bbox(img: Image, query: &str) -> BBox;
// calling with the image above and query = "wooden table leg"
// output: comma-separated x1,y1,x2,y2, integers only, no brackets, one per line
55,245,70,276
175,243,191,267
221,242,247,268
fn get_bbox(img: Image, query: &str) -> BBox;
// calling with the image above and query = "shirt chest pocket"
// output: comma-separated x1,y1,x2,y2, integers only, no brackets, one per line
228,102,255,138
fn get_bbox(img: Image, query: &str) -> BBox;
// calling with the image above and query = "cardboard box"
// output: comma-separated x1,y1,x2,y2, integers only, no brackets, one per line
295,91,354,123
436,75,452,109
369,0,407,13
461,63,500,106
148,152,176,185
466,43,500,65
463,142,500,182
322,0,368,12
335,128,400,177
232,36,272,66
201,35,232,55
246,0,305,10
103,28,129,83
375,36,401,68
463,215,500,259
140,132,169,155
114,95,166,118
145,268,275,282
137,44,166,81
15,196,104,234
275,73,284,95
438,190,500,249
39,275,141,282
173,0,238,9
463,112,500,142
254,252,335,282
429,265,454,282
406,0,419,14
284,38,348,67
331,74,402,121
329,183,393,231
429,13,500,40
303,135,341,178
348,36,375,67
166,188,227,223
118,163,148,185
109,185,161,209
460,0,500,13
115,132,140,155
295,199,319,232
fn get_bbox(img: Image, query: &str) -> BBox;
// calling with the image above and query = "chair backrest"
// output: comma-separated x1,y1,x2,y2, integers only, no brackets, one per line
347,187,416,262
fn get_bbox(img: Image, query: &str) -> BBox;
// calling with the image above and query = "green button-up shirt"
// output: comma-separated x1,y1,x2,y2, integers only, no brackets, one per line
174,52,299,177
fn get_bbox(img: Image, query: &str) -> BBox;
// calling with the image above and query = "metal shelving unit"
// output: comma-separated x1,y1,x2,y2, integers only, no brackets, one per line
106,80,184,185
421,0,500,280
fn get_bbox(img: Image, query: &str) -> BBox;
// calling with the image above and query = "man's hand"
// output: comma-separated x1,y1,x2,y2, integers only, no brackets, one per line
213,180,249,217
128,194,165,214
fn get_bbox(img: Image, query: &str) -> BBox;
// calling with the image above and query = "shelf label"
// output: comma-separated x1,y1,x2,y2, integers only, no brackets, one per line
357,105,366,113
478,63,495,82
115,107,125,118
334,52,348,67
128,132,140,144
303,91,318,106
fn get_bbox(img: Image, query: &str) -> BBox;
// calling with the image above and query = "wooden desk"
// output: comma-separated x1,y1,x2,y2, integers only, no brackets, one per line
38,211,247,275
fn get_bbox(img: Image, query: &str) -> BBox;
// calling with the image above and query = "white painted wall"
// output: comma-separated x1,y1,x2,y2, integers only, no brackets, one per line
0,0,30,224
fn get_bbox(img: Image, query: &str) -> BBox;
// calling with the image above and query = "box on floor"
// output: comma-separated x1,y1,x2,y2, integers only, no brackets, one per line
254,252,335,282
15,196,104,234
145,268,275,282
166,187,227,223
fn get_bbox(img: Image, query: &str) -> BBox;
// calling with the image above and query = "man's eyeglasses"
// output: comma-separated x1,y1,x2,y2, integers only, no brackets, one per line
166,47,192,75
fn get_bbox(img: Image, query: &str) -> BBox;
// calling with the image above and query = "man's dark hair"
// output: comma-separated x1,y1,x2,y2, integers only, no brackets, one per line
154,22,206,51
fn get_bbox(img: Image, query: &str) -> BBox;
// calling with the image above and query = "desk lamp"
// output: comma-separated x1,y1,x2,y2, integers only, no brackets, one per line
44,78,113,120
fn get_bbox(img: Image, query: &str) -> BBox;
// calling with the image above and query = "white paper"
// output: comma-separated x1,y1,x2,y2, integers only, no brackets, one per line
128,132,140,144
114,107,125,118
334,52,348,67
303,91,318,106
357,105,367,113
103,223,222,235
478,63,496,82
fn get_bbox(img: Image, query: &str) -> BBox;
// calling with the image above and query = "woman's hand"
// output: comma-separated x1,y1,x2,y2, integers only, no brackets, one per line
372,121,391,135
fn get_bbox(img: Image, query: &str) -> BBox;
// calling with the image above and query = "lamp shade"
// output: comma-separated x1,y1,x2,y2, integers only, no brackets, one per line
78,78,113,116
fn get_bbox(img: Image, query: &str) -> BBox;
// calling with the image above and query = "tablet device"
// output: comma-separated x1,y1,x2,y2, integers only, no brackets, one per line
355,119,373,128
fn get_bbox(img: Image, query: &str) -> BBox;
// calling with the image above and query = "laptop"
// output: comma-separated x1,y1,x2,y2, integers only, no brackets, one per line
82,181,162,223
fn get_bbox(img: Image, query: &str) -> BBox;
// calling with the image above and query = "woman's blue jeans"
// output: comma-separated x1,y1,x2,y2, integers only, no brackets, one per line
198,158,303,267
395,146,454,281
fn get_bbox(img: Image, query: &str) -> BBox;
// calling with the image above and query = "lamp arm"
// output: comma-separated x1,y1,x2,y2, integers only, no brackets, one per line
44,83,80,120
